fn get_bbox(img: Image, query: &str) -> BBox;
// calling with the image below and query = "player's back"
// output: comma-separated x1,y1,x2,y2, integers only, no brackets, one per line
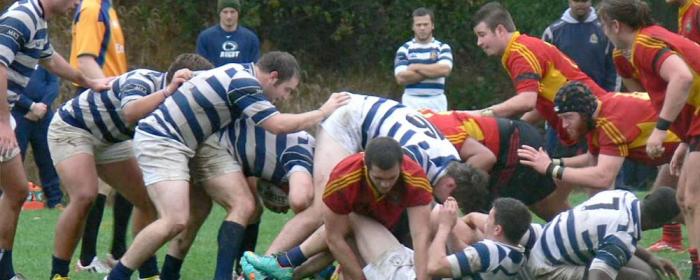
137,63,276,150
221,116,315,184
352,93,460,183
58,69,165,143
530,190,640,267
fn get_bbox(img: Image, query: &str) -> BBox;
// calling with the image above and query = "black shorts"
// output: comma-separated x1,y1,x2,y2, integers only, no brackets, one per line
689,135,700,152
488,119,556,206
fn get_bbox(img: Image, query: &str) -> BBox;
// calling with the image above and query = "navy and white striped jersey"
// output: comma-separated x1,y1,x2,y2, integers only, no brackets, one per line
220,116,314,184
447,239,526,279
0,0,54,108
351,93,459,184
58,69,166,143
394,38,452,97
137,63,278,150
530,190,641,268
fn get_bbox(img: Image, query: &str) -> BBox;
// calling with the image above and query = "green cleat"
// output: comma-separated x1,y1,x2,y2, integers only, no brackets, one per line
240,255,270,280
243,251,293,280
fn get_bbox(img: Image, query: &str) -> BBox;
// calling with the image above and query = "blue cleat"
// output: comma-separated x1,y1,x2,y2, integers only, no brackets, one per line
243,251,293,280
240,255,270,280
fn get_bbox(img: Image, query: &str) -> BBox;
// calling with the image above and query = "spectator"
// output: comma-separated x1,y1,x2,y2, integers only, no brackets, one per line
10,66,62,209
68,0,132,274
196,0,260,66
394,7,453,111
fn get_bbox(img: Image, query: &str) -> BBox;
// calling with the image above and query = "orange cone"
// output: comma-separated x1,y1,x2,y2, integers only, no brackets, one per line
22,181,45,210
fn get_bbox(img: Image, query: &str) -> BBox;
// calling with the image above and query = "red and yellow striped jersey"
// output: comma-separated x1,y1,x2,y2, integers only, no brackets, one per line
322,153,433,230
613,25,700,138
588,92,680,165
419,109,501,158
678,0,700,43
502,32,608,145
613,25,700,109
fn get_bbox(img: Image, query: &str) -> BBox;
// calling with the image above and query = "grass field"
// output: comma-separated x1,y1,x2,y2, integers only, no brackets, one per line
11,191,692,279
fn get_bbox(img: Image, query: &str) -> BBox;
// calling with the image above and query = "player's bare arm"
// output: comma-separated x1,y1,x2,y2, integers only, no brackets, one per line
395,68,426,85
260,91,350,134
427,198,459,278
122,69,193,124
40,53,112,92
411,63,452,78
647,55,693,158
486,91,537,118
519,145,624,189
408,204,431,280
460,138,497,172
323,206,365,279
76,55,106,79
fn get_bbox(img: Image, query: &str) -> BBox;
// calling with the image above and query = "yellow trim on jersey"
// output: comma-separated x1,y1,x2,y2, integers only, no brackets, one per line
636,35,668,49
323,168,364,198
402,171,433,193
629,122,681,149
501,32,522,77
539,62,568,102
462,119,485,141
511,43,543,75
596,118,629,156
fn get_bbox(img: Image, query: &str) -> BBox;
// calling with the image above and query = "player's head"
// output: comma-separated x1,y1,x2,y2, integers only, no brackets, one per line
569,0,593,21
256,51,301,103
412,7,435,43
166,53,214,84
554,82,599,140
44,0,80,17
486,197,531,244
640,186,680,230
438,162,490,214
365,137,405,194
218,0,241,29
472,2,516,56
597,0,654,49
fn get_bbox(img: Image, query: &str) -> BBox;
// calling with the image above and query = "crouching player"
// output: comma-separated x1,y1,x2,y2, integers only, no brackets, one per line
241,137,436,280
160,115,315,279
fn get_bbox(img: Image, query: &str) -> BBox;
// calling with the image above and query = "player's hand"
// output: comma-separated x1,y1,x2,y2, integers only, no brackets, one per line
646,128,667,159
30,102,48,119
517,145,551,175
670,142,688,176
0,120,17,159
165,69,193,96
648,257,680,279
85,77,115,92
24,111,39,121
438,197,458,229
319,91,351,118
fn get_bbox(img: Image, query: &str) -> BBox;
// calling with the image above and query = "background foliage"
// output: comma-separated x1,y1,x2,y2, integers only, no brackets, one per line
0,0,679,179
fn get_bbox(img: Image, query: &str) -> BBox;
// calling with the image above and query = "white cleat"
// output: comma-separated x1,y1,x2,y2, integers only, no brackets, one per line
76,256,111,274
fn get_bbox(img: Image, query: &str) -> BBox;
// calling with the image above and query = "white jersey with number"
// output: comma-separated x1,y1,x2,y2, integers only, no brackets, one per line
321,93,460,184
530,190,640,268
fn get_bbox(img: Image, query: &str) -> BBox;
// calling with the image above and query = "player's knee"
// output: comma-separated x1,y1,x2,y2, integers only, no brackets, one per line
70,188,99,208
289,193,312,214
233,196,256,219
2,184,29,205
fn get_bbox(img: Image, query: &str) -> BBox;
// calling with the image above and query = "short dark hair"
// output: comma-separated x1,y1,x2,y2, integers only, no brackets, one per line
256,51,301,86
166,53,214,84
597,0,654,29
493,197,531,243
641,186,679,230
472,1,516,32
448,162,490,214
412,7,434,22
365,137,404,170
